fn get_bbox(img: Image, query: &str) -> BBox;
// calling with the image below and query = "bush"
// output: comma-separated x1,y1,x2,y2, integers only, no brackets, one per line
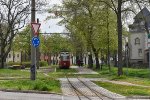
7,62,21,66
22,62,31,68
7,61,30,68
41,85,49,91
7,61,48,68
39,61,48,67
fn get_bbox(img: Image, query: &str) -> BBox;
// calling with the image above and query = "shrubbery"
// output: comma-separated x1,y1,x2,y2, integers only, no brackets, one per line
7,61,48,68
39,61,48,67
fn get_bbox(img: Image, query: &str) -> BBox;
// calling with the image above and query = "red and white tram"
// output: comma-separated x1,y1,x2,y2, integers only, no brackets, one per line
59,52,70,69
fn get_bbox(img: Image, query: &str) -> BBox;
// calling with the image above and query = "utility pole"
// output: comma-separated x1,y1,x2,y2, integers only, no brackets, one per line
31,0,36,80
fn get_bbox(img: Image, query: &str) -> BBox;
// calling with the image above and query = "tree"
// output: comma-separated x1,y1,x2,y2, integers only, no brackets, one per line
0,0,30,68
98,0,133,76
0,0,48,68
13,25,31,62
40,34,73,64
60,0,118,69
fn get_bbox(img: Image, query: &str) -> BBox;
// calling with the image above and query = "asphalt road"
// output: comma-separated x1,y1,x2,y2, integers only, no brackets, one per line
0,91,82,100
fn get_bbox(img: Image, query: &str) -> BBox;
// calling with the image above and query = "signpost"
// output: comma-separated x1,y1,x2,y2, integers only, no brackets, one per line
31,22,41,80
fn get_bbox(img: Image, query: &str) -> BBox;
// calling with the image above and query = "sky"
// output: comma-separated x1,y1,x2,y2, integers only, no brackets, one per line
37,0,65,33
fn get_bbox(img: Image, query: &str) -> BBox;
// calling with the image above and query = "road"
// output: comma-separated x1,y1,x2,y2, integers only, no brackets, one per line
0,91,81,100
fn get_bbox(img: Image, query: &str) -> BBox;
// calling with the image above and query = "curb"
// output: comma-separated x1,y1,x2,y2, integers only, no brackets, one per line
0,89,62,95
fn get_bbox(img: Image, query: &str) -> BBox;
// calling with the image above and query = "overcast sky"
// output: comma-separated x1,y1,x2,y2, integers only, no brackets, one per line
37,0,65,33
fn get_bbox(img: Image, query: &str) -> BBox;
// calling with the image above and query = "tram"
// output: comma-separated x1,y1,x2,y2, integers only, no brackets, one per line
59,52,70,69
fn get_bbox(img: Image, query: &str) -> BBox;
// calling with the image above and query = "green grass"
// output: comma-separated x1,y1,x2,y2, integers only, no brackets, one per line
94,81,150,96
0,68,61,93
0,78,61,93
94,66,150,86
0,69,30,78
1,65,150,94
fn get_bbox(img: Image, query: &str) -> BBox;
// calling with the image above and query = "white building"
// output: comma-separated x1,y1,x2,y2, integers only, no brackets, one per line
129,7,150,65
6,51,21,62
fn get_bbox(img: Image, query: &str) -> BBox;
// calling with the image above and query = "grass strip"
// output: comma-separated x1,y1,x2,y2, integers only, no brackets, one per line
94,81,150,96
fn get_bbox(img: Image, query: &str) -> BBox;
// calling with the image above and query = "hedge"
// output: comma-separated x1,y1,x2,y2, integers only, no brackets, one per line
7,61,48,68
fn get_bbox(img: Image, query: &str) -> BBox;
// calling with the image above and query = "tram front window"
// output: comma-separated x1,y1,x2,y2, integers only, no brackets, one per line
60,56,69,61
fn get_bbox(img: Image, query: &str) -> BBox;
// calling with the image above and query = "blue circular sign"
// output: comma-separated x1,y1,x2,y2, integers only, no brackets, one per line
32,37,40,48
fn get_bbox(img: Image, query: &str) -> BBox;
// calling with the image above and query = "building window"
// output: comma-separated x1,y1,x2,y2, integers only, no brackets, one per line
135,38,140,45
9,54,11,58
138,49,142,56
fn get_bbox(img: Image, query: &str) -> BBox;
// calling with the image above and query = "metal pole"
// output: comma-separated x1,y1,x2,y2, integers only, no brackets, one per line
31,0,36,80
36,18,40,69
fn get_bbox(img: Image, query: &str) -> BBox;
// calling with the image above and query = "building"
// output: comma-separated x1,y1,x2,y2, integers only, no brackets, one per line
6,51,21,62
128,7,150,65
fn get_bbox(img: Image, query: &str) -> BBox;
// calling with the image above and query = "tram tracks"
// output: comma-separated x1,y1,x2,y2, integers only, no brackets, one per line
65,74,114,100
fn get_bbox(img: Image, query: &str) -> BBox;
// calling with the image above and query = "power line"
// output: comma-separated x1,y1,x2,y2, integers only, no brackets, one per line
40,32,70,34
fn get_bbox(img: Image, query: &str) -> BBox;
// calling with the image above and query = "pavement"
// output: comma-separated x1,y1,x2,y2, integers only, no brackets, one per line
0,91,81,100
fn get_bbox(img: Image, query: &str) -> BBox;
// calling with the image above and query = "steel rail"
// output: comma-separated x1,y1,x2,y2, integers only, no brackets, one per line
65,74,92,100
77,77,115,100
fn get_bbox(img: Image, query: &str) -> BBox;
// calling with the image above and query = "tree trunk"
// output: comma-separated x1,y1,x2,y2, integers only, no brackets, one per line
0,46,5,68
1,58,4,68
13,50,15,62
114,51,118,67
91,40,100,69
95,52,100,69
21,51,22,64
48,53,51,65
117,0,123,76
88,54,93,68
106,5,111,71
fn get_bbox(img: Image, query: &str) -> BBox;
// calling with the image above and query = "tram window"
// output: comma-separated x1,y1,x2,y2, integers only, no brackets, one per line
60,55,69,61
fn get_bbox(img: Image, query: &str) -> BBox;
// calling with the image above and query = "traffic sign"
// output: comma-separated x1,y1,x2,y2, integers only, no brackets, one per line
31,23,41,35
32,37,40,48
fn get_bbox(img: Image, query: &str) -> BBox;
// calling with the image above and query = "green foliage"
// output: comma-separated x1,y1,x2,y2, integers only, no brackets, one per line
54,0,118,57
0,69,30,78
7,61,48,68
22,62,31,68
13,25,31,52
40,34,72,54
39,61,48,67
0,78,61,93
7,62,21,66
